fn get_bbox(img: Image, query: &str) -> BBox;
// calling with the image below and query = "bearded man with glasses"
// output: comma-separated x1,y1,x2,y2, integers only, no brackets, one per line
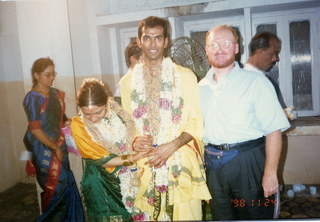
199,24,290,220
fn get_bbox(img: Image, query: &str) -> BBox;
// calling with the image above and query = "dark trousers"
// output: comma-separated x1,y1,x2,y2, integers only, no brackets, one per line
205,143,275,220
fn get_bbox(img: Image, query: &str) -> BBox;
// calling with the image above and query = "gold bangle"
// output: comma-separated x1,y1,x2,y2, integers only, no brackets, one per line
129,154,134,163
121,155,127,165
121,155,134,166
121,154,128,161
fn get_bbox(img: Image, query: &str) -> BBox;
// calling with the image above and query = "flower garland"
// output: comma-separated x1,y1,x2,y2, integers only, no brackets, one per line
82,100,135,155
131,58,184,145
118,166,143,218
130,57,184,219
81,100,143,218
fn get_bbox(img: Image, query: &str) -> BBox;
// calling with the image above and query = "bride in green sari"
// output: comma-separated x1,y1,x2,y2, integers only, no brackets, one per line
71,78,151,221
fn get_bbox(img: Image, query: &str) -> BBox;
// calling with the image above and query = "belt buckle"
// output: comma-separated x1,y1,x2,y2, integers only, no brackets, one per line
220,143,230,151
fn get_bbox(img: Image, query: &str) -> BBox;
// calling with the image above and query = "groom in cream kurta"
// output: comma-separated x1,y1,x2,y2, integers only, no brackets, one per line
120,16,211,221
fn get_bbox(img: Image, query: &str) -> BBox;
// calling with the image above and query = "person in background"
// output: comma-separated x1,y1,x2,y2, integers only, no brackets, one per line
71,78,147,221
244,31,286,108
199,25,290,220
121,16,211,221
114,41,143,105
22,57,84,222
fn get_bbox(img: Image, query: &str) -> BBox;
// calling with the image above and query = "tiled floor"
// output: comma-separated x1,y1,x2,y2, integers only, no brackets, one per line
0,183,39,222
279,184,320,219
0,183,319,221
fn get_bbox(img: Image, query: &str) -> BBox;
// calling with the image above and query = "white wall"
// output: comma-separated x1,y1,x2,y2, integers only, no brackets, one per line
0,1,29,191
0,0,85,192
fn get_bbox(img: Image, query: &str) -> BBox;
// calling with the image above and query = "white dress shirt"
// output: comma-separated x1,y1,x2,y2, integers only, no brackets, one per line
199,62,290,144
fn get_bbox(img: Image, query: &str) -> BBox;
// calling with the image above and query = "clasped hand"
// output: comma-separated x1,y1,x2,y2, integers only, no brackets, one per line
133,135,178,168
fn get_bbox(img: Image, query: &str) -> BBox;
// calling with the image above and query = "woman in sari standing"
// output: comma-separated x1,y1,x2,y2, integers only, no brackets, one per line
71,78,149,221
23,57,84,222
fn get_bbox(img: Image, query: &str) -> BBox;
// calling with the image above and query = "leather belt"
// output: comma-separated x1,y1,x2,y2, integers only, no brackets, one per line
207,137,265,151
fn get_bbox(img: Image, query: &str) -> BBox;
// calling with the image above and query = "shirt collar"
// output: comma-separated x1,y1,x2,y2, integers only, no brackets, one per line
205,62,240,83
244,63,265,75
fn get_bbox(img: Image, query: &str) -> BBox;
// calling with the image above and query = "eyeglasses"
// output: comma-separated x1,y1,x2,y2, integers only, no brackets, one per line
41,72,57,78
207,40,235,51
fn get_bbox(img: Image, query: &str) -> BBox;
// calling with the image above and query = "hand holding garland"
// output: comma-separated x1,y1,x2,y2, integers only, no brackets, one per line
132,135,154,152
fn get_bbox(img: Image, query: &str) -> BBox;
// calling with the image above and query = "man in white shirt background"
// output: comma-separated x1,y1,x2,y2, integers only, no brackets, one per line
244,32,286,108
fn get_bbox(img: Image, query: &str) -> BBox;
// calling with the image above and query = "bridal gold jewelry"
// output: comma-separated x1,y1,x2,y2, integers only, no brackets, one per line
121,155,134,166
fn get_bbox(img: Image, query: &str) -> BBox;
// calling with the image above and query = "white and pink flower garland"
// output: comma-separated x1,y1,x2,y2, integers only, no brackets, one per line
130,58,184,219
